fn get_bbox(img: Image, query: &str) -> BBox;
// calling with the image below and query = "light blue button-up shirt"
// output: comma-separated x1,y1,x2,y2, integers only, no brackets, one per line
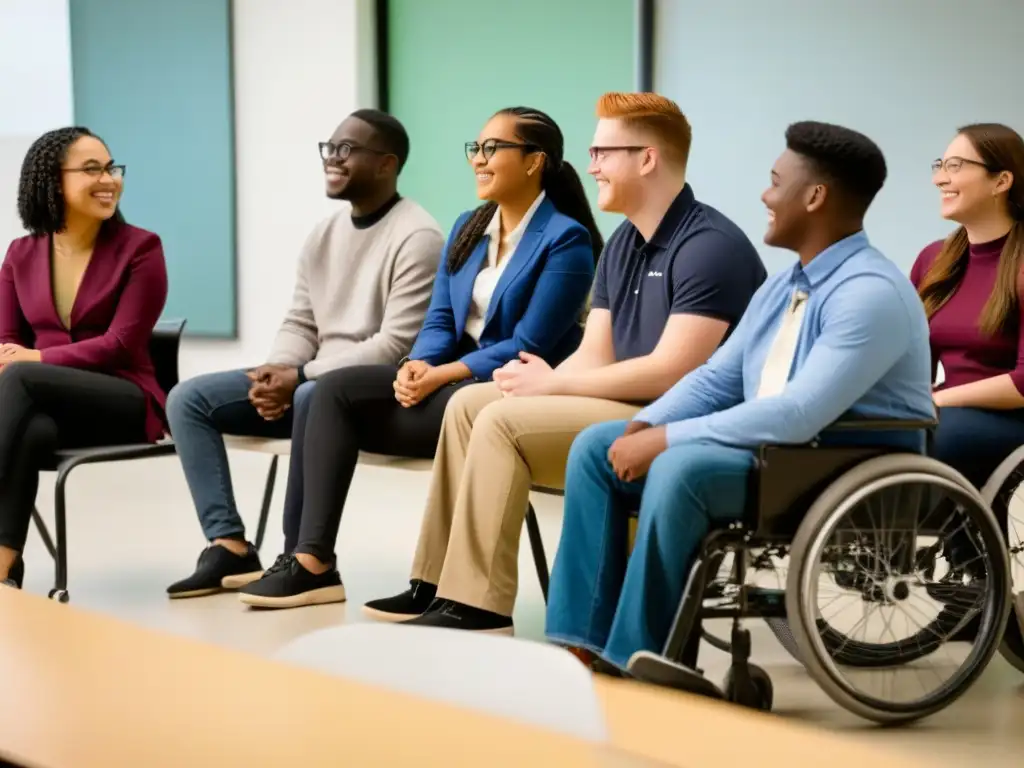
635,231,934,449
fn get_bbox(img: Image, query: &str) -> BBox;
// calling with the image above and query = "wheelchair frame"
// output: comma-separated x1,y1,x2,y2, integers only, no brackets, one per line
627,417,1013,721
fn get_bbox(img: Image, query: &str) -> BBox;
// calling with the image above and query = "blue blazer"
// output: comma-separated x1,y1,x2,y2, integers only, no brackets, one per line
409,197,595,380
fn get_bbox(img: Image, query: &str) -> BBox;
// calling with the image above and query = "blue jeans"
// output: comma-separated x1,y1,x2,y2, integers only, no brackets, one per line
166,369,316,543
545,420,753,669
932,406,1024,489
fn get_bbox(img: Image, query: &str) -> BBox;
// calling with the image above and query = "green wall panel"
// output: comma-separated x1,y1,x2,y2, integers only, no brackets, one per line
388,0,636,237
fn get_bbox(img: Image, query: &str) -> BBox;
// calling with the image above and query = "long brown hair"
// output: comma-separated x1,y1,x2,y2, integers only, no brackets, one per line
918,123,1024,336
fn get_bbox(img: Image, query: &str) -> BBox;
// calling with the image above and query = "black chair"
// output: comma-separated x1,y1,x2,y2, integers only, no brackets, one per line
31,319,186,602
625,417,1013,725
524,487,561,602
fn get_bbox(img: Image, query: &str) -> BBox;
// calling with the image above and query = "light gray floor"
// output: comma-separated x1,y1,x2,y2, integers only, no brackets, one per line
21,452,1024,764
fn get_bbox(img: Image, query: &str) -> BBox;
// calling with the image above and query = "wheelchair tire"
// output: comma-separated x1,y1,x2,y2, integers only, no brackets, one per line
980,446,1024,675
785,453,1011,725
766,607,964,669
723,664,773,712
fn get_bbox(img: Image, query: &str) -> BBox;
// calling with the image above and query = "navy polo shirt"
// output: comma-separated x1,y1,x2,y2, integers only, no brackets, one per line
592,184,766,362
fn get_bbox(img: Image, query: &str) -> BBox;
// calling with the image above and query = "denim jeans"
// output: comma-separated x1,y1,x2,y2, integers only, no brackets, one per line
545,420,753,669
166,369,316,542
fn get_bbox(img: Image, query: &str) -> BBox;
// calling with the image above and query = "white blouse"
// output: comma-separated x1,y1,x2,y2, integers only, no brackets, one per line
464,191,546,343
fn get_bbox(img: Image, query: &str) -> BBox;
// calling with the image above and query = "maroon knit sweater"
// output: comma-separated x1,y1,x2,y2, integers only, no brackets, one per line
910,234,1024,395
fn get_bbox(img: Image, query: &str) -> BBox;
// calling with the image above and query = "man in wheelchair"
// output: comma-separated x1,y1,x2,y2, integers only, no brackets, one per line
544,121,937,679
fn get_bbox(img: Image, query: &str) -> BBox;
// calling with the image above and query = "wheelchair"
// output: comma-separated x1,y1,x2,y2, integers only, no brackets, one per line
626,418,1013,725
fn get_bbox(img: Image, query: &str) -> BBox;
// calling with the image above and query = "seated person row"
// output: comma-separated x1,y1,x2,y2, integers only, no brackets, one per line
235,93,768,626
912,123,1024,489
544,121,936,670
0,128,168,588
168,105,603,598
235,106,604,607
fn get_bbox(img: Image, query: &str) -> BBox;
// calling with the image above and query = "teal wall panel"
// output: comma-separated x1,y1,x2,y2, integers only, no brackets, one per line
388,0,636,238
69,0,236,337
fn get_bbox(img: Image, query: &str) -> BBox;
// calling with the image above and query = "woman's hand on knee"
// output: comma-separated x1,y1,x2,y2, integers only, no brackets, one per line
0,344,40,364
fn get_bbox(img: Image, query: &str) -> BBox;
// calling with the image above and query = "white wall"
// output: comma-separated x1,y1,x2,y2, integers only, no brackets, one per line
655,0,1024,275
181,0,378,377
0,0,73,247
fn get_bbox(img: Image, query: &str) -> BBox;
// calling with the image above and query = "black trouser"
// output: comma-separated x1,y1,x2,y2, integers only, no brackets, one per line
286,364,471,561
0,362,148,551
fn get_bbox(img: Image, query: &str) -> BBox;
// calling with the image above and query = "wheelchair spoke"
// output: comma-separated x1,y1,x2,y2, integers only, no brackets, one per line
789,462,1009,720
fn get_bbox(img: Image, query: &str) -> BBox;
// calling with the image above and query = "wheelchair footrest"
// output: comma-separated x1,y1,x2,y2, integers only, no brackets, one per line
626,651,725,701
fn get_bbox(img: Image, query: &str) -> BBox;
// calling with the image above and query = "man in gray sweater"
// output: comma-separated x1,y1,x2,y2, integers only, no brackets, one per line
166,110,444,598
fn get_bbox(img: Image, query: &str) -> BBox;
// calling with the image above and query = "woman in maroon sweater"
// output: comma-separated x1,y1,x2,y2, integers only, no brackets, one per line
0,127,168,589
911,123,1024,489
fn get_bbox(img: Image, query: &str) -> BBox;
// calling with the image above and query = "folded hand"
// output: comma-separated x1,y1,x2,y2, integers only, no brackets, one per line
493,352,555,397
0,344,42,364
394,360,440,408
607,426,667,482
247,364,299,420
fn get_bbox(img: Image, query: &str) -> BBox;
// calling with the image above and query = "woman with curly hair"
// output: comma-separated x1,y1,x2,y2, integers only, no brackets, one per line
0,126,168,589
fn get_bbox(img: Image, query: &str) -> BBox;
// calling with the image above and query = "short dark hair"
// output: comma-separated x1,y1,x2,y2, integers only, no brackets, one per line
785,120,887,213
350,108,410,172
17,126,124,236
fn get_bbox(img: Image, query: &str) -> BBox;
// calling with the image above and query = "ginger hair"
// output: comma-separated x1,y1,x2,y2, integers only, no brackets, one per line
595,92,692,168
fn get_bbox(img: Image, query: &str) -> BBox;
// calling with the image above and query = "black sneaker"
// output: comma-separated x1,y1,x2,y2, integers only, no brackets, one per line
401,599,513,635
363,580,437,622
591,656,628,678
237,553,346,609
1,556,24,589
167,543,263,599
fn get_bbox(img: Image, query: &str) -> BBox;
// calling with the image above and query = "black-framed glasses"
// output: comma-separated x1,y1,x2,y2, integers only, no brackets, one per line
465,138,538,162
931,156,994,174
319,141,391,161
588,145,648,162
62,163,125,179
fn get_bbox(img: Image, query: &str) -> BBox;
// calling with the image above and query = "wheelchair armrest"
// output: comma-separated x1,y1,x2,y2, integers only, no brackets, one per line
824,417,938,433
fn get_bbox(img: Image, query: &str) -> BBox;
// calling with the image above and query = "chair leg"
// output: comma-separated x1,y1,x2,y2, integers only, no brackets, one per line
253,455,279,552
31,507,57,560
52,466,71,595
525,503,549,602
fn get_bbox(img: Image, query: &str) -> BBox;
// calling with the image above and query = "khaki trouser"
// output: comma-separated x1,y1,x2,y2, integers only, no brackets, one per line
410,382,640,616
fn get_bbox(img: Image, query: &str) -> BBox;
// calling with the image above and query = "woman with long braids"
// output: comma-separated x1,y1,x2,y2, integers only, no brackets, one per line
236,106,600,608
0,127,168,588
911,123,1024,488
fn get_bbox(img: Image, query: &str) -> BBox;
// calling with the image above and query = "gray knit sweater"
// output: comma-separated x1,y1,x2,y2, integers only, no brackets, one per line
266,199,444,378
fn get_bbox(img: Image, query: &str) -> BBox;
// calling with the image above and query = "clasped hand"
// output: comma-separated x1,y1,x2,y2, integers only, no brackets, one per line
607,421,668,482
0,344,42,367
247,364,299,421
393,360,443,408
493,352,556,397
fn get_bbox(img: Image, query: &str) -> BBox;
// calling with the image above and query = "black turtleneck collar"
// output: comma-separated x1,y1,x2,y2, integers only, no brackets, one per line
352,193,402,230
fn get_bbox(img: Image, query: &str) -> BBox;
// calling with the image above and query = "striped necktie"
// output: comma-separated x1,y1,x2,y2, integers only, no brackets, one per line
756,288,809,398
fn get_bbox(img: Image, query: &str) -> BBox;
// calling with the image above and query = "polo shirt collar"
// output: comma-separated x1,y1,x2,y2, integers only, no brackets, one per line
645,183,696,249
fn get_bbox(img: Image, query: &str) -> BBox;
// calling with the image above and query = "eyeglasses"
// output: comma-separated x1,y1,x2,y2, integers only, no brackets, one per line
63,164,125,179
931,156,994,174
465,139,538,162
588,145,648,162
319,141,391,161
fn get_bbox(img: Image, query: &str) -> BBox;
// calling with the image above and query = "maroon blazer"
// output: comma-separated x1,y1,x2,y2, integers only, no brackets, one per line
0,222,169,442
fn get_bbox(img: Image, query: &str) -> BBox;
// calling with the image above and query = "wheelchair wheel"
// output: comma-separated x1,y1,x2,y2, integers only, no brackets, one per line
980,446,1024,675
723,664,773,712
786,454,1011,725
